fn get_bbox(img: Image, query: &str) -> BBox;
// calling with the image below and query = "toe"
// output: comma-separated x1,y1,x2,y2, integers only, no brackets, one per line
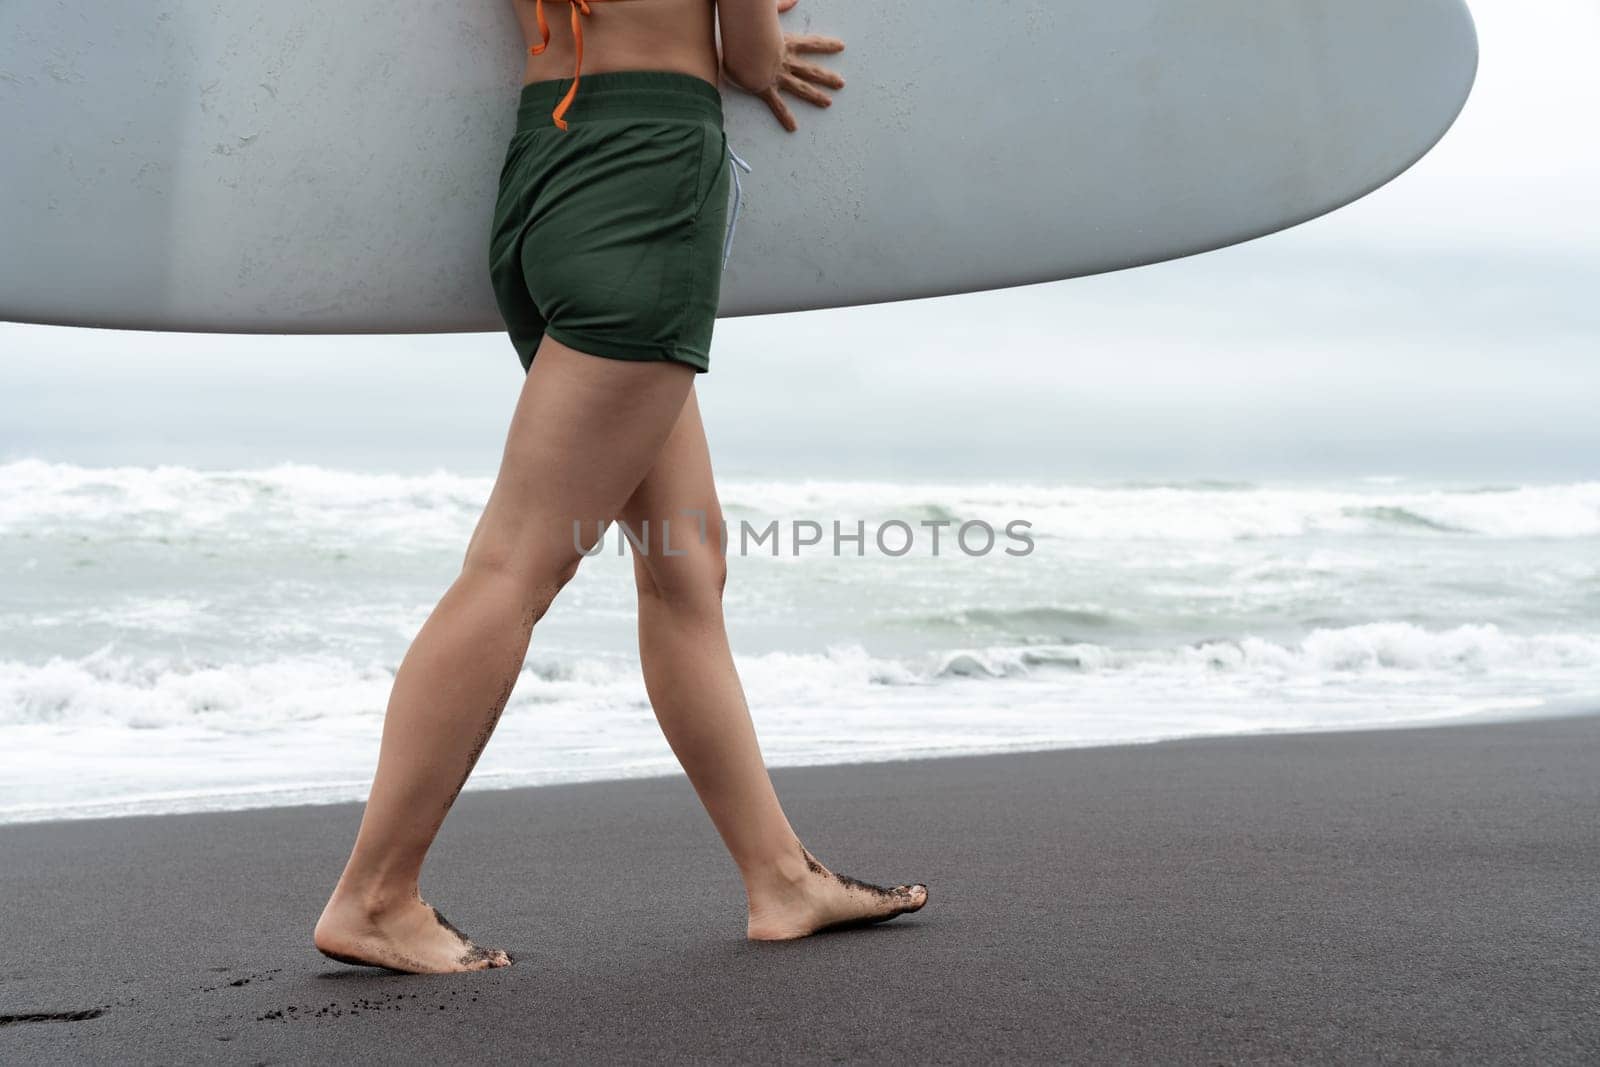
463,948,511,972
459,942,513,970
895,884,928,910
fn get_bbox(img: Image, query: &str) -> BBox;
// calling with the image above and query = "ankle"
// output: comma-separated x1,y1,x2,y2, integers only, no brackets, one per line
742,840,815,902
326,877,418,920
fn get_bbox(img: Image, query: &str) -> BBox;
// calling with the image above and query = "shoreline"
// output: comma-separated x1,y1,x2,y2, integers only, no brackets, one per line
6,695,1597,827
4,713,1597,1061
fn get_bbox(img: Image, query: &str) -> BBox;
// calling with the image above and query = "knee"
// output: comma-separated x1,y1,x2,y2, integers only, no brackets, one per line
636,547,727,616
707,552,729,604
462,538,584,625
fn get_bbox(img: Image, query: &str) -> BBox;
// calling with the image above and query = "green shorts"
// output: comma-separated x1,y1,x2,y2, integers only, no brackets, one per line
489,70,733,374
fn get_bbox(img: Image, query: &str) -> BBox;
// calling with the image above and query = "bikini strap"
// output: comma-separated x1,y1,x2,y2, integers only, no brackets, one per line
527,0,595,131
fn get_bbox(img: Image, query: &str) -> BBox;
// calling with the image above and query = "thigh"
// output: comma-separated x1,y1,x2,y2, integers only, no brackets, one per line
468,335,696,582
617,386,727,598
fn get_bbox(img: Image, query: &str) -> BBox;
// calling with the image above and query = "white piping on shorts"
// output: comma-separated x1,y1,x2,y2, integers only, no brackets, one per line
722,141,753,271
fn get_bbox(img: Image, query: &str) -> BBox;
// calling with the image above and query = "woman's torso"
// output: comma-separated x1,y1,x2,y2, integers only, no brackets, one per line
514,0,720,89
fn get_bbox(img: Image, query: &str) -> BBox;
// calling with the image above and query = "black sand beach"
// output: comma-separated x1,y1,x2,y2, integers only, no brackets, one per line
3,715,1597,1064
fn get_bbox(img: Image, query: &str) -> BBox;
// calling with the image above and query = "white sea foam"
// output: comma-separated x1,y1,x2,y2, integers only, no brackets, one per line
4,459,1600,542
4,458,1598,823
4,623,1596,732
933,623,1600,679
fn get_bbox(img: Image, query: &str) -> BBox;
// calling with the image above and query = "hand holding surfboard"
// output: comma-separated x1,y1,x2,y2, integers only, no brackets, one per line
726,0,846,132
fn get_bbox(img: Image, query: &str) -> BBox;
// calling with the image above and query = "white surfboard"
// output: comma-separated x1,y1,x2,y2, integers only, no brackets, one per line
0,0,1476,335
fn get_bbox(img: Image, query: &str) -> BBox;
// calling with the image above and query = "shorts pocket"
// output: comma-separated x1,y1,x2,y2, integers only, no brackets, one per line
691,125,728,221
671,125,731,368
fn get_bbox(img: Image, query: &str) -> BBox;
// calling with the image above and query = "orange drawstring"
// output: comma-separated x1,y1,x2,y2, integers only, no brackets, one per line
528,0,595,131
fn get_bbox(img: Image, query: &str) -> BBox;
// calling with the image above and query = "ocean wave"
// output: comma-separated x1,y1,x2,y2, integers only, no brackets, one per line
715,478,1600,540
1339,505,1471,534
931,623,1600,679
4,459,1598,543
0,647,398,729
912,606,1124,634
6,623,1597,731
0,458,491,549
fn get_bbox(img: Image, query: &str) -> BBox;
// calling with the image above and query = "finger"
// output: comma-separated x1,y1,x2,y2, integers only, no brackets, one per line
785,33,845,54
761,86,797,133
777,0,799,11
779,70,833,109
786,58,844,90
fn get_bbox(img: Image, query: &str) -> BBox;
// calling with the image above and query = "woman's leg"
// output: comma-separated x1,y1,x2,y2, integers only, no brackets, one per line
617,388,928,940
314,338,697,973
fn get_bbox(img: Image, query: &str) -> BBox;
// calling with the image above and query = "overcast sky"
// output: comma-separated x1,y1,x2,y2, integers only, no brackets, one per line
2,0,1596,483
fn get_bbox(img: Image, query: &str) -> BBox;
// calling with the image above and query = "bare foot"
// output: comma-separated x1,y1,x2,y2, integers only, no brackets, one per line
746,842,928,940
313,888,512,974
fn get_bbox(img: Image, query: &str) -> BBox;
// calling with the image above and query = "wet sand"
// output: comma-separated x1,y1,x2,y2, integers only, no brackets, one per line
2,715,1597,1064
